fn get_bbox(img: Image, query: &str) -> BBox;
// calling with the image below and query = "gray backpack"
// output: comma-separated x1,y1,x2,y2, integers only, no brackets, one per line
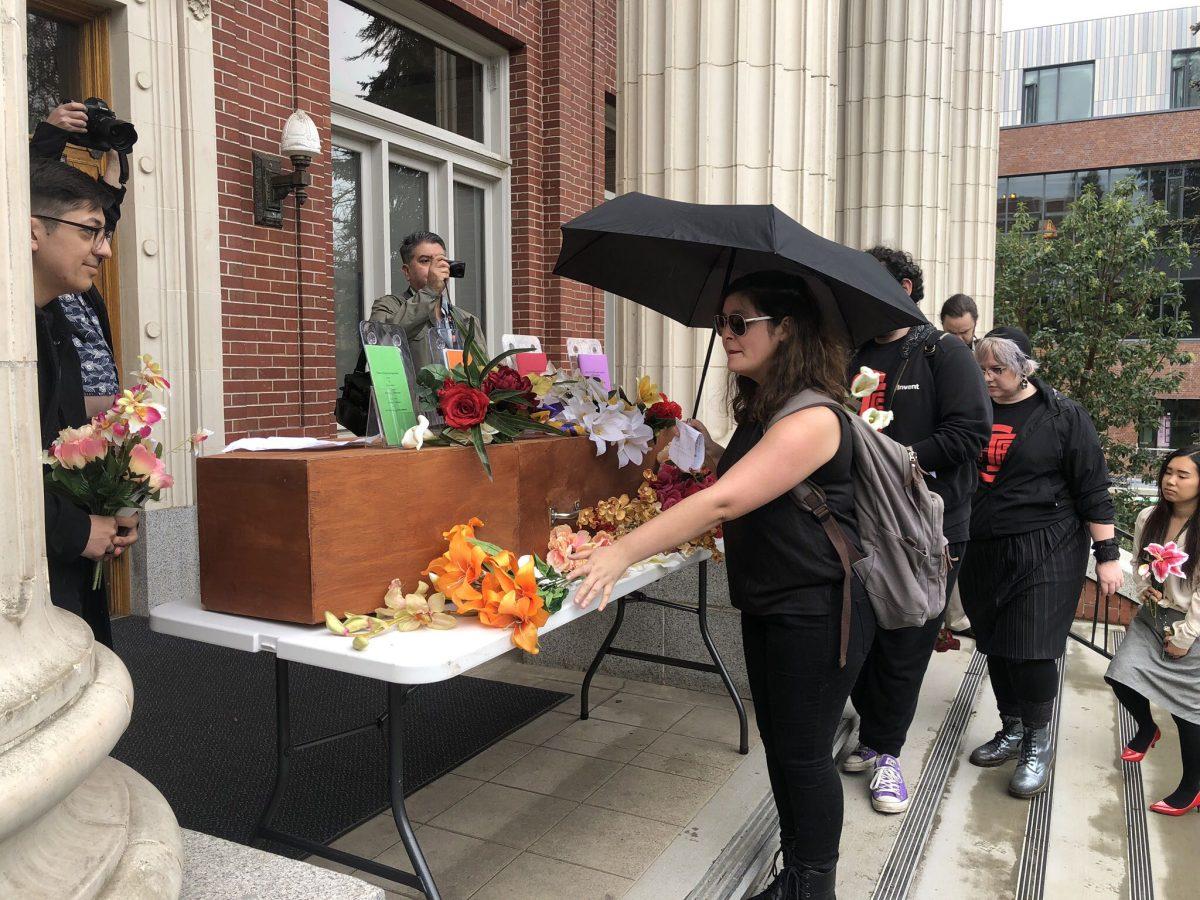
768,390,949,666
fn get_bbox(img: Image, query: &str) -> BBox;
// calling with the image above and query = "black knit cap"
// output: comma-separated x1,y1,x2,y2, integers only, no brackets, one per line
984,325,1033,359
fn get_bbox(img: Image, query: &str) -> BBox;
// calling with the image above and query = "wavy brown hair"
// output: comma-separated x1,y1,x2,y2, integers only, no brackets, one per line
725,271,850,426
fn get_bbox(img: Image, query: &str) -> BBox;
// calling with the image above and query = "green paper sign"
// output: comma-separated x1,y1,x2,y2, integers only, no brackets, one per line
360,322,419,445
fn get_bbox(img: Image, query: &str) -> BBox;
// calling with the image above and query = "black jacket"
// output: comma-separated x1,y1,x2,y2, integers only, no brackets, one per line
852,325,992,543
970,378,1115,539
37,301,95,612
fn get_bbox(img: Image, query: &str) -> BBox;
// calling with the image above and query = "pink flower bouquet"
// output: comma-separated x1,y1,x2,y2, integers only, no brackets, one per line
44,356,175,587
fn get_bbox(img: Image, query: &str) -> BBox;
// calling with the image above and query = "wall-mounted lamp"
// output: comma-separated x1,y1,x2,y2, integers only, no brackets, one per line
253,110,322,228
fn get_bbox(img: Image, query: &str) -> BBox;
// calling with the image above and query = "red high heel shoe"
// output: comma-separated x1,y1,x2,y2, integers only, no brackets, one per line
1149,791,1200,816
1121,728,1161,763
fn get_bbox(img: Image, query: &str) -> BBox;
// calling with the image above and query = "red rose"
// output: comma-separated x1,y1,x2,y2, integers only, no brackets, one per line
438,379,491,429
652,462,683,487
656,483,686,510
646,399,683,422
481,366,535,409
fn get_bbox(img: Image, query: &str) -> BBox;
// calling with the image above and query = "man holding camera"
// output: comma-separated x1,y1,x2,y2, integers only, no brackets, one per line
370,231,485,370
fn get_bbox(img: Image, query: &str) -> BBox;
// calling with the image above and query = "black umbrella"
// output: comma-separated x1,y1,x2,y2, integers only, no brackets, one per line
554,193,928,412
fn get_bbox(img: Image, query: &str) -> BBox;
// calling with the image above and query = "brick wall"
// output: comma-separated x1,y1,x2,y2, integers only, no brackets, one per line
998,108,1200,177
213,0,616,441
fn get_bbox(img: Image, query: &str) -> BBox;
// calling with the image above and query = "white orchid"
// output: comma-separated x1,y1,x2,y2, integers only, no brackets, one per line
584,406,653,468
850,366,882,399
861,408,895,431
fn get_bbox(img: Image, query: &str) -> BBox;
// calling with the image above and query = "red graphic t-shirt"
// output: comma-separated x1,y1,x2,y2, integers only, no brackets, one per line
979,424,1015,484
978,392,1044,486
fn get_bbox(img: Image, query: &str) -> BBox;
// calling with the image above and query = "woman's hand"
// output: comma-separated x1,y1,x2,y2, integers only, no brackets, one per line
569,543,636,611
1096,560,1123,599
1165,641,1189,660
1141,586,1163,605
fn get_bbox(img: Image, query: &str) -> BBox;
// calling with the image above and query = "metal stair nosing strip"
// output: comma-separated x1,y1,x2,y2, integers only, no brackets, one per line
871,648,989,900
1013,655,1067,900
1112,632,1156,900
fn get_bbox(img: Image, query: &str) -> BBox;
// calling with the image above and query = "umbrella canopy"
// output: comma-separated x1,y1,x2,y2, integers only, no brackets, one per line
554,192,927,347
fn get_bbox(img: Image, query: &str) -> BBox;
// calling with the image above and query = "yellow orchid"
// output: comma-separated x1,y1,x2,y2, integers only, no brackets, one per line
636,375,660,406
133,353,171,391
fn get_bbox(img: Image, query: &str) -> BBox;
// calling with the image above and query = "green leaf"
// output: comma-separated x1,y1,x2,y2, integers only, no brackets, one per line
490,410,564,436
469,424,493,479
478,347,523,380
469,537,507,556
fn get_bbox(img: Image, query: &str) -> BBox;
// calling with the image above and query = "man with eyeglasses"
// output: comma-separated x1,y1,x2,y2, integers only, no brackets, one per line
31,102,127,420
840,246,991,816
30,158,139,649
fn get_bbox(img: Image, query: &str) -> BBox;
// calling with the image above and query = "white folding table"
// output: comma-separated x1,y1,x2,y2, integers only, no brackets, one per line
150,549,745,899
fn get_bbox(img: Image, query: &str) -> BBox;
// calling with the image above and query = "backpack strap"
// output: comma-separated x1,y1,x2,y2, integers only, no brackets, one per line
769,393,862,668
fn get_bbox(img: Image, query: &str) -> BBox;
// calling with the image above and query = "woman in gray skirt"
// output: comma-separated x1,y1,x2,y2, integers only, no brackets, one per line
1106,445,1200,816
959,328,1124,799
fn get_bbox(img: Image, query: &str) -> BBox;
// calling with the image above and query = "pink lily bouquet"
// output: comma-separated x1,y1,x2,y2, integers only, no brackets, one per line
44,355,179,588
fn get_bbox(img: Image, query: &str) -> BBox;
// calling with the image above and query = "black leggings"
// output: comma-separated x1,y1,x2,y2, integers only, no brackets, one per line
741,585,875,871
986,655,1058,726
1108,678,1200,807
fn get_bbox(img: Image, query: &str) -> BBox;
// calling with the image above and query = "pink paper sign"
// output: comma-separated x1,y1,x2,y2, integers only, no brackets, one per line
577,353,611,392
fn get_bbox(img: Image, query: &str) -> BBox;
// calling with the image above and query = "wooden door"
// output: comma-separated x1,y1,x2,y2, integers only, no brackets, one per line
27,2,130,616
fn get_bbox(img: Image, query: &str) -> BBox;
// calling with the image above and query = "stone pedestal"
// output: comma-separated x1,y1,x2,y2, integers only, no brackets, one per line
0,3,183,895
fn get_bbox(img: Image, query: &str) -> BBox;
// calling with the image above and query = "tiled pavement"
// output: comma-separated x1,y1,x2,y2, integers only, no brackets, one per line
312,656,759,900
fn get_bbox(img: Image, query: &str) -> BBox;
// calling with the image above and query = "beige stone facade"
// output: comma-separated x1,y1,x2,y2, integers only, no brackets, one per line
614,0,1002,440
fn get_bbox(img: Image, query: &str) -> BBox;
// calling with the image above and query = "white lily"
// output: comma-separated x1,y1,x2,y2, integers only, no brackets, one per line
850,366,881,399
861,408,894,431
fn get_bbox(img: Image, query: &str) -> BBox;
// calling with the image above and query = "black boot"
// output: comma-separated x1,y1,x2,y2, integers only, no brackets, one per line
747,850,791,900
969,715,1024,767
1009,723,1054,798
797,863,837,899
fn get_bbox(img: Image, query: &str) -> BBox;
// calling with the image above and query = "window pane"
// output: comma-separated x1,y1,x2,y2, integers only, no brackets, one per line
1179,279,1200,340
1036,68,1058,123
996,177,1009,229
1008,174,1044,225
452,182,486,332
329,0,484,142
388,163,429,294
26,12,81,128
1043,171,1074,225
604,97,617,195
1021,77,1038,124
1057,63,1093,121
332,147,365,382
1162,399,1200,448
1078,169,1104,200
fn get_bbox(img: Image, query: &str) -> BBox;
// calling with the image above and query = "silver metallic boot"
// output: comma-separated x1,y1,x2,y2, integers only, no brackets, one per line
969,716,1024,767
1009,724,1054,798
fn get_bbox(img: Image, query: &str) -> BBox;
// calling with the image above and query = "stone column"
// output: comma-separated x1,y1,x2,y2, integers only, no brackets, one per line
614,0,842,441
0,3,183,896
837,0,957,318
946,0,1001,329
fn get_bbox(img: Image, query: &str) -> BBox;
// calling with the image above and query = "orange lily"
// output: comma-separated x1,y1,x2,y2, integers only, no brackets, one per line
425,531,487,608
442,516,484,542
488,557,550,654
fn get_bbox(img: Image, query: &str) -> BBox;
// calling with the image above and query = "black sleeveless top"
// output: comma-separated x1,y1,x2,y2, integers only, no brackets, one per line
717,412,860,616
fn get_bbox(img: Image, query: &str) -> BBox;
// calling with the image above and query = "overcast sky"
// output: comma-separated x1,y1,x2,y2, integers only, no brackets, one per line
1004,0,1197,31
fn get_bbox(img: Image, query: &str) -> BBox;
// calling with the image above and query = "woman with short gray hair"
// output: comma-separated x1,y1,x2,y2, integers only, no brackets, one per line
958,326,1123,800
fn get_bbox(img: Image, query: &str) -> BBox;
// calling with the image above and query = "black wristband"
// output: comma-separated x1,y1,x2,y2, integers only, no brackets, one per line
1093,545,1121,563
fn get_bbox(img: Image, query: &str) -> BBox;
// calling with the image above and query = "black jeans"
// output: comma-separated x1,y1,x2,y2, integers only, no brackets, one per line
741,581,875,871
850,541,967,757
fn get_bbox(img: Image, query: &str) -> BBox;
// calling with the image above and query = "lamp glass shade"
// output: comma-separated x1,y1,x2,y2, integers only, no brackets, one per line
280,110,321,158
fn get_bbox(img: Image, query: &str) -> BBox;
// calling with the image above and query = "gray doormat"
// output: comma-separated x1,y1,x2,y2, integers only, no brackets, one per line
110,615,568,855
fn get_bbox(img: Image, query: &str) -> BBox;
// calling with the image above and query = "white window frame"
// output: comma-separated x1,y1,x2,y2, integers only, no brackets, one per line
329,0,512,351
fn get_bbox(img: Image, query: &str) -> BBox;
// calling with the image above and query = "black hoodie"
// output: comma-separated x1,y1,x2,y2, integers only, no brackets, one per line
851,324,993,543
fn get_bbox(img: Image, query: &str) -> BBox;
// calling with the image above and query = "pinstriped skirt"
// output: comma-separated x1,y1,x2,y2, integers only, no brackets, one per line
959,517,1090,659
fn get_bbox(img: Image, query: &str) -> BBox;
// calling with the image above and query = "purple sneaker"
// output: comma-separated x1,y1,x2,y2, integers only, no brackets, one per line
870,755,910,813
842,743,879,773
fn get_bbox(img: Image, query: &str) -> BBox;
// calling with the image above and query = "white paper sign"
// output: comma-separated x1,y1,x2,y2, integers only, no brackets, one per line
502,333,543,352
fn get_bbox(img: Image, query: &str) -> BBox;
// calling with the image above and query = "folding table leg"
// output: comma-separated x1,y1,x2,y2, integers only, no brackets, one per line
696,566,749,754
254,656,293,844
388,684,441,900
580,594,627,719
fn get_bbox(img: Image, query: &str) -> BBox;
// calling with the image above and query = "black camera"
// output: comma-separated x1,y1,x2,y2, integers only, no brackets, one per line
70,97,139,155
448,260,466,278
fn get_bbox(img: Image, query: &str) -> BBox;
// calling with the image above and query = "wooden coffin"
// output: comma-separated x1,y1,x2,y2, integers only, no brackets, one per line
197,436,644,623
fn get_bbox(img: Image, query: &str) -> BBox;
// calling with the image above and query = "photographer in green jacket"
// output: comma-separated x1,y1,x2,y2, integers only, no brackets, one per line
369,231,485,371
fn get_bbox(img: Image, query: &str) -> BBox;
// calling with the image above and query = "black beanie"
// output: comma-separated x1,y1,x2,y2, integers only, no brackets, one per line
984,325,1033,359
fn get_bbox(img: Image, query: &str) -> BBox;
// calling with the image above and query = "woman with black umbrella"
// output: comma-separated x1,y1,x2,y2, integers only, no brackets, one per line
960,327,1122,798
572,271,875,900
